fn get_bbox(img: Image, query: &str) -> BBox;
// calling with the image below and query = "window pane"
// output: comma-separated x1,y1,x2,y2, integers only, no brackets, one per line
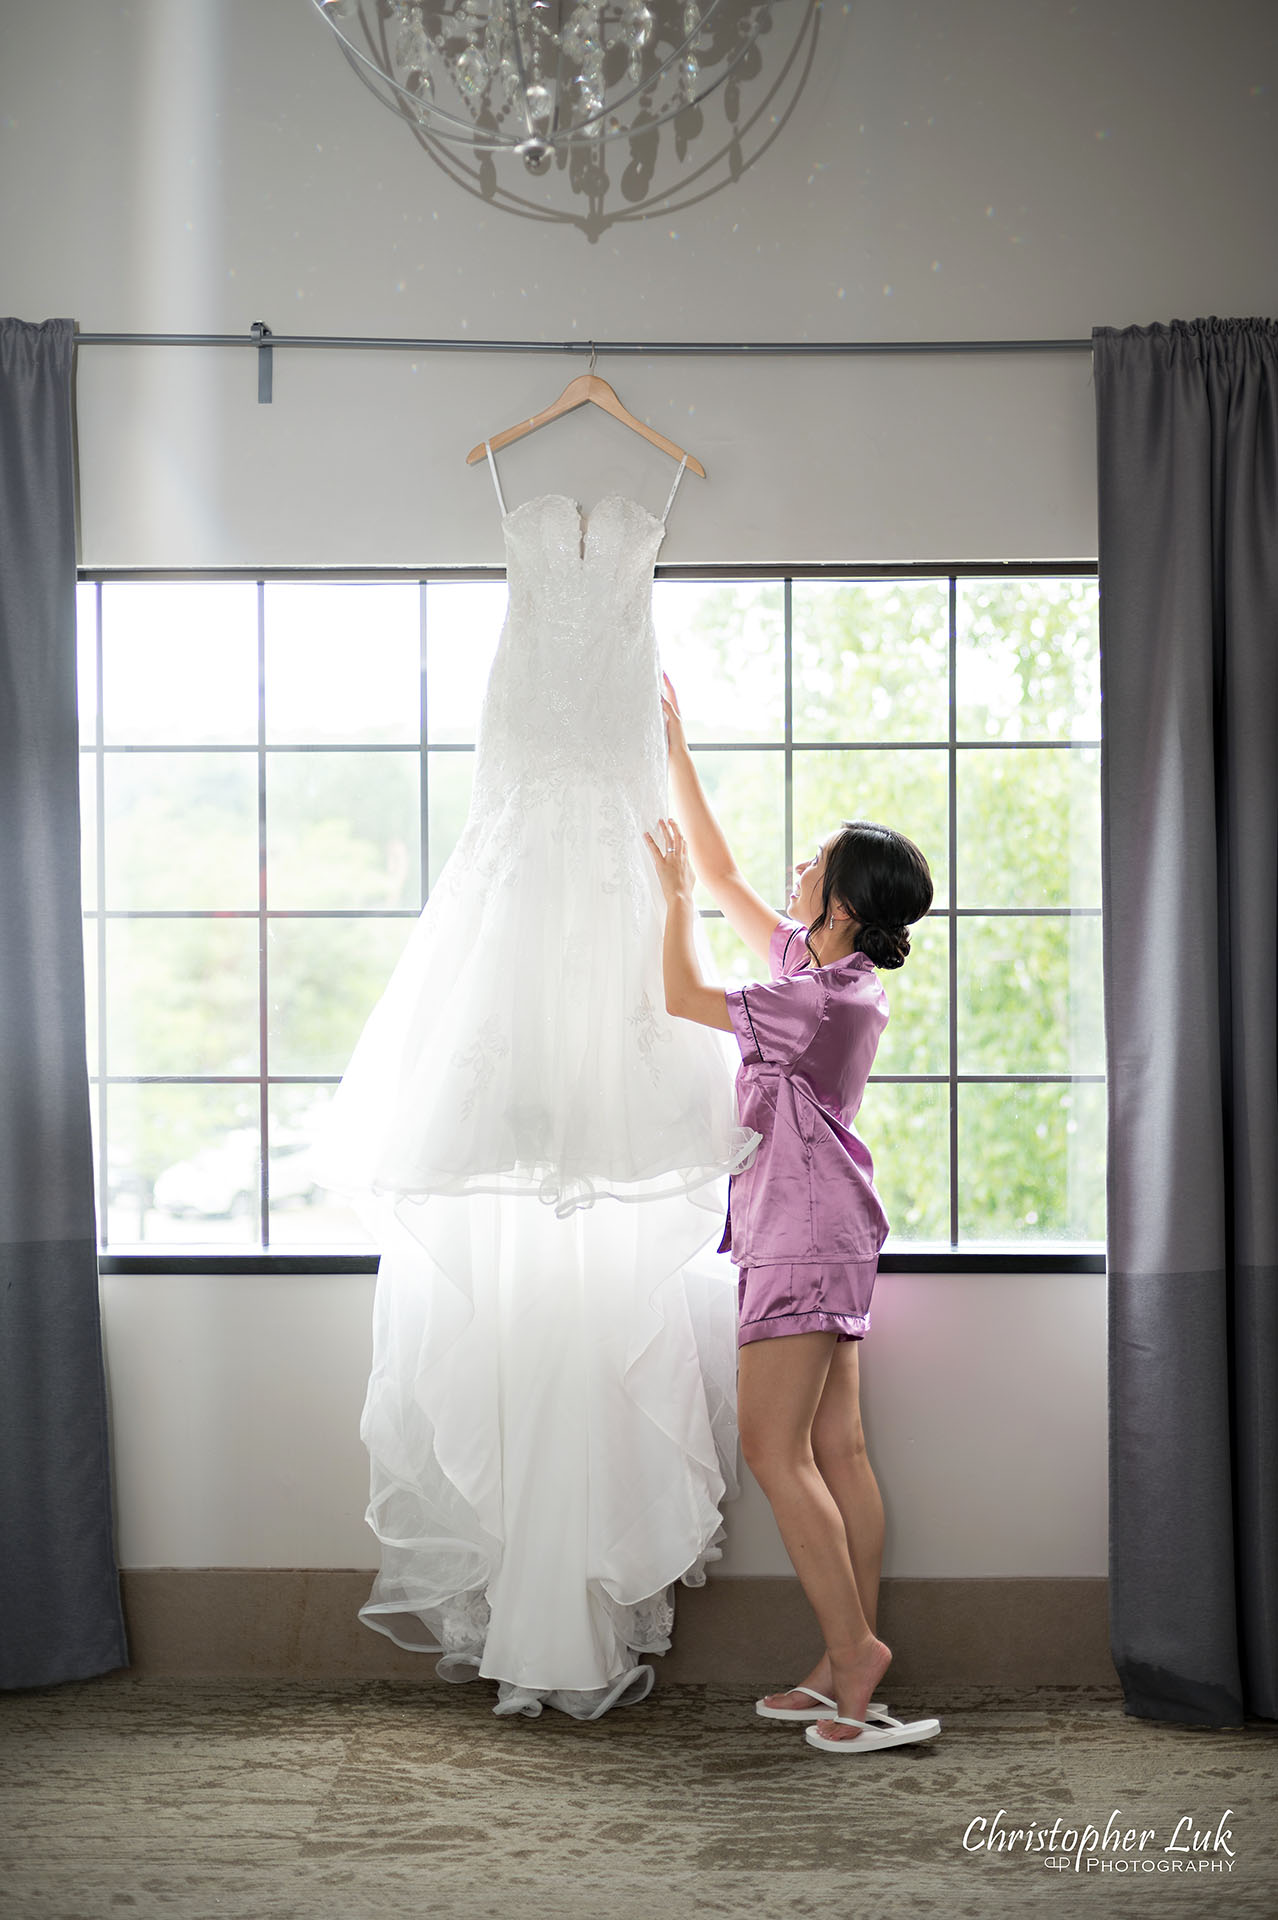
106,918,258,1078
653,581,784,742
428,750,475,887
957,747,1100,909
105,1083,260,1247
267,918,415,1077
426,582,507,742
857,1081,949,1243
958,914,1104,1075
267,750,420,911
89,1087,102,1219
957,578,1100,741
268,1086,374,1247
793,580,948,743
101,583,259,746
265,584,420,744
80,753,98,912
83,921,99,1074
105,751,258,912
701,915,757,991
77,582,98,746
793,749,950,911
873,915,949,1077
958,1082,1106,1242
690,748,785,910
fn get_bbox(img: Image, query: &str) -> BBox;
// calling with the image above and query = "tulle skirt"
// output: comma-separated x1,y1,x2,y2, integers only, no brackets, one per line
311,774,758,1717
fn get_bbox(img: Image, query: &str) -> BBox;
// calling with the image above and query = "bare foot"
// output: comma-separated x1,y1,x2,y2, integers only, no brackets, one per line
813,1635,893,1742
761,1650,835,1714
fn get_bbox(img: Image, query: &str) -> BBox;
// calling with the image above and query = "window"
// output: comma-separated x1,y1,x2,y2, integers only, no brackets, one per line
79,565,1103,1268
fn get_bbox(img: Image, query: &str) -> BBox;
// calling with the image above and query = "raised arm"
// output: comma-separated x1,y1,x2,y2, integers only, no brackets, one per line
643,818,733,1032
660,676,782,964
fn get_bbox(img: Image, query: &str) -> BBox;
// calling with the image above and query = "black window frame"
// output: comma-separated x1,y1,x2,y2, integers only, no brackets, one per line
80,560,1106,1279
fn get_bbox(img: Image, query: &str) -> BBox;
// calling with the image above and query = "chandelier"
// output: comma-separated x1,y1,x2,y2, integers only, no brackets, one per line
314,1,779,175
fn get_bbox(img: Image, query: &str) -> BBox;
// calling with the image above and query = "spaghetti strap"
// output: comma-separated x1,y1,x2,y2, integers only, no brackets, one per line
661,453,689,525
484,440,508,518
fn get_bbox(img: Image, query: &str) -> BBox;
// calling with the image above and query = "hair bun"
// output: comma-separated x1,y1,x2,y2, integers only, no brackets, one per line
857,922,910,970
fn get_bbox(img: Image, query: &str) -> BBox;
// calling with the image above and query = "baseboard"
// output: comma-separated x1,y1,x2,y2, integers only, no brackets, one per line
115,1570,1117,1690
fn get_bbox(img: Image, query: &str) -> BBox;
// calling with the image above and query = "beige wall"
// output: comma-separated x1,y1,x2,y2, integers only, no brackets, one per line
100,1267,1108,1575
7,0,1276,1576
6,0,1274,568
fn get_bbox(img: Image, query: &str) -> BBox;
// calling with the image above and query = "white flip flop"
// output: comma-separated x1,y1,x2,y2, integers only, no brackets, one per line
756,1685,890,1722
804,1709,941,1753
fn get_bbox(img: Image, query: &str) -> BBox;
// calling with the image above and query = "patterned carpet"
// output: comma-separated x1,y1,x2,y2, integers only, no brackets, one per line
0,1676,1274,1920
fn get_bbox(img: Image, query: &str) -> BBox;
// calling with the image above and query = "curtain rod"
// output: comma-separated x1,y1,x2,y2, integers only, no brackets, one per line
70,328,1092,403
72,329,1092,355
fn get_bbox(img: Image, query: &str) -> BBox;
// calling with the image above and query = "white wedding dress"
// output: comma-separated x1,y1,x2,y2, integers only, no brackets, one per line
311,450,758,1719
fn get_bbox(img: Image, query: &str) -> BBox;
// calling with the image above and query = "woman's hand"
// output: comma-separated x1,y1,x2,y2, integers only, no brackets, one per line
643,816,696,905
660,672,690,759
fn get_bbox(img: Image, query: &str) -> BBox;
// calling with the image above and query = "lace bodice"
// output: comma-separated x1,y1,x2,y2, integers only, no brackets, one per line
471,493,670,810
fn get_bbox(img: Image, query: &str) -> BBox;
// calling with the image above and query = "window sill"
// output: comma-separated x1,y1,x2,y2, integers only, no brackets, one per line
96,1247,1106,1276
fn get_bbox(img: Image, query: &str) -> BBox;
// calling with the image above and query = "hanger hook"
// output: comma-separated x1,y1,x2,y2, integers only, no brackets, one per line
588,340,597,376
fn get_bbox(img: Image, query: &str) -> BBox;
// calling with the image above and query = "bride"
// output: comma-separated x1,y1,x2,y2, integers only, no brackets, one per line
311,445,757,1718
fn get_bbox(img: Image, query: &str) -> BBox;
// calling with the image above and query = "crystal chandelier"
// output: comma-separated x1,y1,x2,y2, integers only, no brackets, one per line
314,1,778,176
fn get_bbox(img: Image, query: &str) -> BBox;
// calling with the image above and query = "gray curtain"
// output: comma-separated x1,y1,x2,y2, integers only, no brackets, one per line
0,317,128,1686
1094,316,1277,1727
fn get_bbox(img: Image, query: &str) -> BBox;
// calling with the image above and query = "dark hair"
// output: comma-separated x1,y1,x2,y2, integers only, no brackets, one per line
807,820,934,970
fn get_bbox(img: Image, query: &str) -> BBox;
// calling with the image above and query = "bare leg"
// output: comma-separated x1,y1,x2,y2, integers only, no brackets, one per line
761,1337,886,1712
738,1332,890,1743
815,1337,885,1627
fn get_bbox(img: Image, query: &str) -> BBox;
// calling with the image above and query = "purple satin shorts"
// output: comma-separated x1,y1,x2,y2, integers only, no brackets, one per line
736,1260,877,1347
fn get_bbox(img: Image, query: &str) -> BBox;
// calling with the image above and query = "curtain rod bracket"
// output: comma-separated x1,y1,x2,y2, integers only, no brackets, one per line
250,321,273,404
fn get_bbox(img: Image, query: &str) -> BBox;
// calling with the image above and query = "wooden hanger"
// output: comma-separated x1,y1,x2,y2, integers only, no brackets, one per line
465,345,706,477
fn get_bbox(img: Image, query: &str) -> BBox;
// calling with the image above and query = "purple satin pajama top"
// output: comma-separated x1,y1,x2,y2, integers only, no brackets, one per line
719,916,890,1268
